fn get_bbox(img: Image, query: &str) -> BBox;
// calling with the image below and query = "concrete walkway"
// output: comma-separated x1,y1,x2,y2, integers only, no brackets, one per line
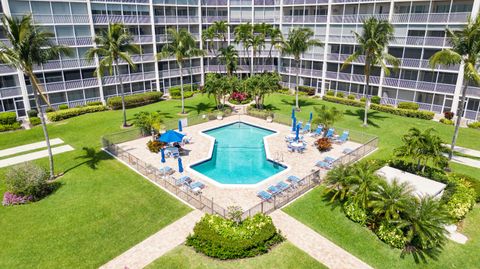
450,145,480,158
450,155,480,169
0,145,74,168
100,210,204,269
271,211,372,269
0,138,64,158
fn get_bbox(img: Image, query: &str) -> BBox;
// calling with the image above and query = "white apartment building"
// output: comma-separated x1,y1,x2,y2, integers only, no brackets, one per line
0,0,479,122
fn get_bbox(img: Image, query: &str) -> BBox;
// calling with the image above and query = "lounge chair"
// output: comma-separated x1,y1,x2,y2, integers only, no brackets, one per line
267,185,282,196
287,175,304,186
257,190,273,201
276,181,290,192
311,125,323,137
324,156,336,163
189,181,205,189
325,128,335,138
316,161,332,170
159,166,175,175
343,148,353,154
302,123,311,133
333,131,349,144
175,175,191,186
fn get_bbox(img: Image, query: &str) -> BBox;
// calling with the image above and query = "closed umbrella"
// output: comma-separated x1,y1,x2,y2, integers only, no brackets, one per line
159,130,185,143
178,120,183,132
292,117,297,132
309,112,313,123
178,157,184,173
160,148,166,178
291,107,295,119
295,123,300,141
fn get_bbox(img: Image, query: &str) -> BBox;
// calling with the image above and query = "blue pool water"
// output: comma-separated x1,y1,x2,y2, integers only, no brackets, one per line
191,122,286,184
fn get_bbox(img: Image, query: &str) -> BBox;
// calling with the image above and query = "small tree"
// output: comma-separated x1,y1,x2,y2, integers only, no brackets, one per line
132,111,163,138
219,45,238,76
369,179,413,221
312,105,343,132
348,162,380,210
323,165,353,203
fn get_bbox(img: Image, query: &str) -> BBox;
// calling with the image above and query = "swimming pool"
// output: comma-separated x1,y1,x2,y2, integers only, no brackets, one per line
191,122,286,184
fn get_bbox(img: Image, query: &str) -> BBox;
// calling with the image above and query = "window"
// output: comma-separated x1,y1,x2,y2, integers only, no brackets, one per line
71,3,88,15
401,69,418,80
31,1,51,15
52,2,70,15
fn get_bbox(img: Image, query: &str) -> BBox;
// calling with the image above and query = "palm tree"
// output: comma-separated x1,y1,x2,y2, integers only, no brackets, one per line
312,105,343,132
342,18,399,126
234,23,253,74
281,28,323,110
369,179,413,221
247,34,266,76
203,73,222,109
158,28,204,114
255,23,283,64
218,45,238,76
429,16,480,160
86,23,140,127
0,15,72,179
348,162,380,209
132,111,163,138
203,21,228,57
323,164,353,203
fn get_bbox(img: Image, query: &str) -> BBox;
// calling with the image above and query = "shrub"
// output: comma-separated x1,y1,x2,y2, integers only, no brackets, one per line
360,97,366,102
186,214,284,260
347,94,356,100
47,105,107,121
27,109,38,118
147,140,165,153
298,86,316,96
397,102,419,110
229,91,251,104
326,90,335,96
343,200,368,225
468,122,480,129
107,92,163,109
371,96,381,104
375,222,408,249
322,95,364,107
87,101,103,106
247,107,274,119
0,111,17,125
169,85,197,99
336,92,344,98
315,137,332,152
58,104,69,110
442,175,476,221
278,87,291,95
439,118,454,125
444,111,454,120
297,91,308,96
29,117,41,126
370,104,435,120
5,162,49,198
451,173,480,202
45,107,55,113
2,192,33,206
0,122,21,132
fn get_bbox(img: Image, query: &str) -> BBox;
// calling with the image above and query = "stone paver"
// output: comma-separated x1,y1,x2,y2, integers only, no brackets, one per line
0,145,74,168
0,138,64,158
270,211,372,269
100,210,204,269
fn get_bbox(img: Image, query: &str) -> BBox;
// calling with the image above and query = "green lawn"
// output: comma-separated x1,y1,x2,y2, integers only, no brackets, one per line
146,242,327,269
284,187,480,269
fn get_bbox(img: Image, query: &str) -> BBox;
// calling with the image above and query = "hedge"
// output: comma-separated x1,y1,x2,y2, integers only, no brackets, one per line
371,103,435,120
0,122,21,132
371,96,381,104
322,95,365,107
47,105,107,122
298,86,316,96
397,102,419,110
29,117,41,126
468,122,480,129
169,85,197,99
87,101,103,106
0,112,18,125
107,92,163,110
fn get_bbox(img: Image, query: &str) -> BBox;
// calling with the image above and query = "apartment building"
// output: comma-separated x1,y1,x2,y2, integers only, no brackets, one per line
0,0,479,122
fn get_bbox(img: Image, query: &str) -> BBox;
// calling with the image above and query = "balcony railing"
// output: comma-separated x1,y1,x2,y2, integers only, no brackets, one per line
283,15,328,23
102,71,156,85
0,64,16,74
92,15,151,24
50,37,93,46
133,35,153,44
27,78,99,93
154,16,199,24
383,77,456,94
0,86,22,98
203,16,228,23
391,12,470,24
29,14,90,24
330,14,389,24
280,66,322,77
33,58,96,71
391,36,449,47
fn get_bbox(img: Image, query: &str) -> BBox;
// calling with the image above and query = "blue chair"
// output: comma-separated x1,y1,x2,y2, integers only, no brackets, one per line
287,175,304,186
267,185,282,196
324,156,336,163
159,166,175,175
175,175,191,186
257,191,273,201
334,131,349,144
316,161,332,170
189,181,205,189
312,126,323,137
302,123,311,133
343,148,353,154
276,181,290,192
325,128,335,138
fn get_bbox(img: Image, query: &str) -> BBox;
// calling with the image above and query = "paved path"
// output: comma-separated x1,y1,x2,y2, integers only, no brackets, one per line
450,155,480,169
0,138,64,158
0,145,74,168
446,144,480,158
271,211,372,269
100,210,204,269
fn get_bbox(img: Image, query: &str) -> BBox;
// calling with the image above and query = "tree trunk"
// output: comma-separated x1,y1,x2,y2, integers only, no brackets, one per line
179,62,185,114
295,58,300,110
114,60,127,127
251,48,255,77
29,72,55,179
449,81,468,159
363,72,370,127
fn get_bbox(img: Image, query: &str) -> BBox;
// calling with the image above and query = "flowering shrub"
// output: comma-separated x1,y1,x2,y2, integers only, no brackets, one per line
444,111,454,120
439,118,454,125
375,222,408,249
2,192,33,206
315,137,332,152
229,91,251,104
343,200,368,225
186,214,284,259
147,140,165,153
443,175,476,221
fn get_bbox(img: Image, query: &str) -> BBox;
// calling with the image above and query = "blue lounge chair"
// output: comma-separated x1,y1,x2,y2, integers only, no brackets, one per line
343,148,353,154
334,131,349,144
302,123,311,133
189,181,205,189
312,125,323,137
316,161,332,169
325,128,335,138
267,185,282,196
159,166,174,175
276,181,290,192
287,175,301,184
175,175,191,186
324,156,336,163
257,190,273,201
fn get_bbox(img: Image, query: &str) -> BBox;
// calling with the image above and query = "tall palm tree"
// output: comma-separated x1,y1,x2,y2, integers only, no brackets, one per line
342,18,399,126
348,162,380,209
311,105,343,132
202,21,228,57
429,16,480,160
281,28,323,110
218,45,238,76
234,23,253,74
247,34,266,76
369,179,413,221
211,21,228,42
86,23,140,127
158,28,204,114
0,15,72,179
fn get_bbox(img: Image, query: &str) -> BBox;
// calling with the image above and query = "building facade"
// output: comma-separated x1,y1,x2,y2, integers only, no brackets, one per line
0,0,479,121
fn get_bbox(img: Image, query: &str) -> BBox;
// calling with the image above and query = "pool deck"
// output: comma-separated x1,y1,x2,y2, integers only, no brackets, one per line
118,115,361,210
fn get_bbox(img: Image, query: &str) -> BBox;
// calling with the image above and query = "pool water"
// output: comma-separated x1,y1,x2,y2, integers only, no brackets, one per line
191,122,286,184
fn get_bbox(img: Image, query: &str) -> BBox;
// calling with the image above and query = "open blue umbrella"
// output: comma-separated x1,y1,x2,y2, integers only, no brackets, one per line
160,148,166,163
159,130,185,143
292,117,297,132
177,157,184,173
309,112,313,123
291,107,295,119
295,123,300,141
178,120,183,132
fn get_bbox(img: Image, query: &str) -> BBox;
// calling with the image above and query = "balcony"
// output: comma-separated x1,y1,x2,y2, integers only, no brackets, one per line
0,64,16,74
467,86,480,98
27,78,99,93
102,71,156,85
201,0,228,5
0,86,22,98
30,14,90,24
50,37,92,46
203,16,228,23
280,66,322,77
330,14,389,24
391,12,470,24
156,34,199,43
283,15,328,23
33,58,96,71
391,36,448,47
127,53,156,63
133,35,153,44
92,15,151,24
284,0,328,4
154,16,199,24
383,77,456,94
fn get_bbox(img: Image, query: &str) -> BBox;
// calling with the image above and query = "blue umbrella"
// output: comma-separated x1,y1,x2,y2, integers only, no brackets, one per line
177,157,184,173
291,107,295,119
292,117,297,132
309,112,313,123
160,148,166,163
178,120,183,132
159,130,185,143
295,123,300,141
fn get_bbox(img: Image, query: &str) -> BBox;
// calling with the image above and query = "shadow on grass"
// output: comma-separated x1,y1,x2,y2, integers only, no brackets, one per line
184,102,216,115
280,98,317,108
63,147,113,174
344,109,389,128
262,104,280,111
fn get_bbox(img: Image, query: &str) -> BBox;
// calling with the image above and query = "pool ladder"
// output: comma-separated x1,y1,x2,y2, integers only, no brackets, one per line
274,151,284,163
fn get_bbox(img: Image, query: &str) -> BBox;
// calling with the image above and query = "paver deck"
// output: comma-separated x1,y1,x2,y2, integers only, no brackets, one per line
0,138,64,158
100,210,204,269
271,211,372,269
0,145,74,168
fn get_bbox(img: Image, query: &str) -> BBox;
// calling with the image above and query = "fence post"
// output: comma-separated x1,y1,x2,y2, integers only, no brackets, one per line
211,198,214,214
261,201,263,213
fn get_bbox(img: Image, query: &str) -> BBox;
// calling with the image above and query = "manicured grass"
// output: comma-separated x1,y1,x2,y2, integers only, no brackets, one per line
284,187,480,269
146,242,327,269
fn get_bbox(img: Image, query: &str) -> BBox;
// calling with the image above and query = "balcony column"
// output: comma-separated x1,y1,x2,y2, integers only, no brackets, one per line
149,0,161,92
86,0,106,104
472,0,480,18
200,0,205,85
451,61,465,115
378,0,396,99
320,2,332,96
278,0,283,75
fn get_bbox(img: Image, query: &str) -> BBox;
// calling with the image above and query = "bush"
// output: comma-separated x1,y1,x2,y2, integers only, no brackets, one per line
375,222,408,249
315,137,332,152
45,107,55,113
442,174,476,220
343,200,368,225
326,90,335,96
58,104,69,110
0,111,17,125
451,173,480,202
322,95,364,107
186,214,284,260
336,92,344,98
169,85,197,99
371,104,435,120
444,111,454,120
2,192,33,206
5,162,49,198
229,91,251,104
439,118,454,125
347,94,356,100
397,102,419,110
0,122,21,132
87,101,103,106
29,117,41,126
278,87,291,95
298,86,316,96
371,96,381,104
360,97,366,102
468,122,480,129
247,107,274,119
107,92,163,110
27,109,38,118
47,105,107,122
147,140,165,153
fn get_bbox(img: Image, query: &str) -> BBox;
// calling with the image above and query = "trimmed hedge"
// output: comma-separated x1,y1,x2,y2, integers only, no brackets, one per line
29,117,41,126
169,85,197,99
0,112,17,125
0,122,21,132
468,122,480,129
439,118,454,125
47,105,107,122
371,103,434,120
371,96,381,104
322,95,365,107
298,86,316,96
398,102,419,110
58,104,69,110
87,101,103,106
107,92,163,110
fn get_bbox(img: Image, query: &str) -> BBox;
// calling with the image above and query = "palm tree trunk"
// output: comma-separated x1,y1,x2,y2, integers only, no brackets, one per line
114,60,127,127
295,58,300,110
449,81,468,159
364,73,370,127
251,48,255,77
179,62,185,114
29,72,54,179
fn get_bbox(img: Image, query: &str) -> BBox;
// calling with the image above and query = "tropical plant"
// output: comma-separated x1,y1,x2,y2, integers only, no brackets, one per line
311,105,343,132
429,16,480,159
323,164,353,203
369,179,414,221
157,28,204,114
281,28,323,110
348,162,380,210
234,23,253,72
5,162,49,198
244,72,280,108
342,17,399,126
133,111,163,137
315,137,332,152
219,45,238,76
86,23,140,127
0,15,72,179
202,21,228,57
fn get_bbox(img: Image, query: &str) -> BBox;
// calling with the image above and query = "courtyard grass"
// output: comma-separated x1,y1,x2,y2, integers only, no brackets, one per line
284,187,480,269
146,242,327,269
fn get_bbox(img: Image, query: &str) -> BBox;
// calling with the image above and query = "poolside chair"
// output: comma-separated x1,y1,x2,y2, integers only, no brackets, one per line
311,125,323,137
257,190,273,201
333,131,349,144
325,128,335,139
175,175,191,186
324,156,336,163
182,136,192,144
276,181,290,192
343,148,353,154
189,181,205,189
159,166,175,175
267,185,283,196
316,161,332,170
287,175,304,186
302,122,311,134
